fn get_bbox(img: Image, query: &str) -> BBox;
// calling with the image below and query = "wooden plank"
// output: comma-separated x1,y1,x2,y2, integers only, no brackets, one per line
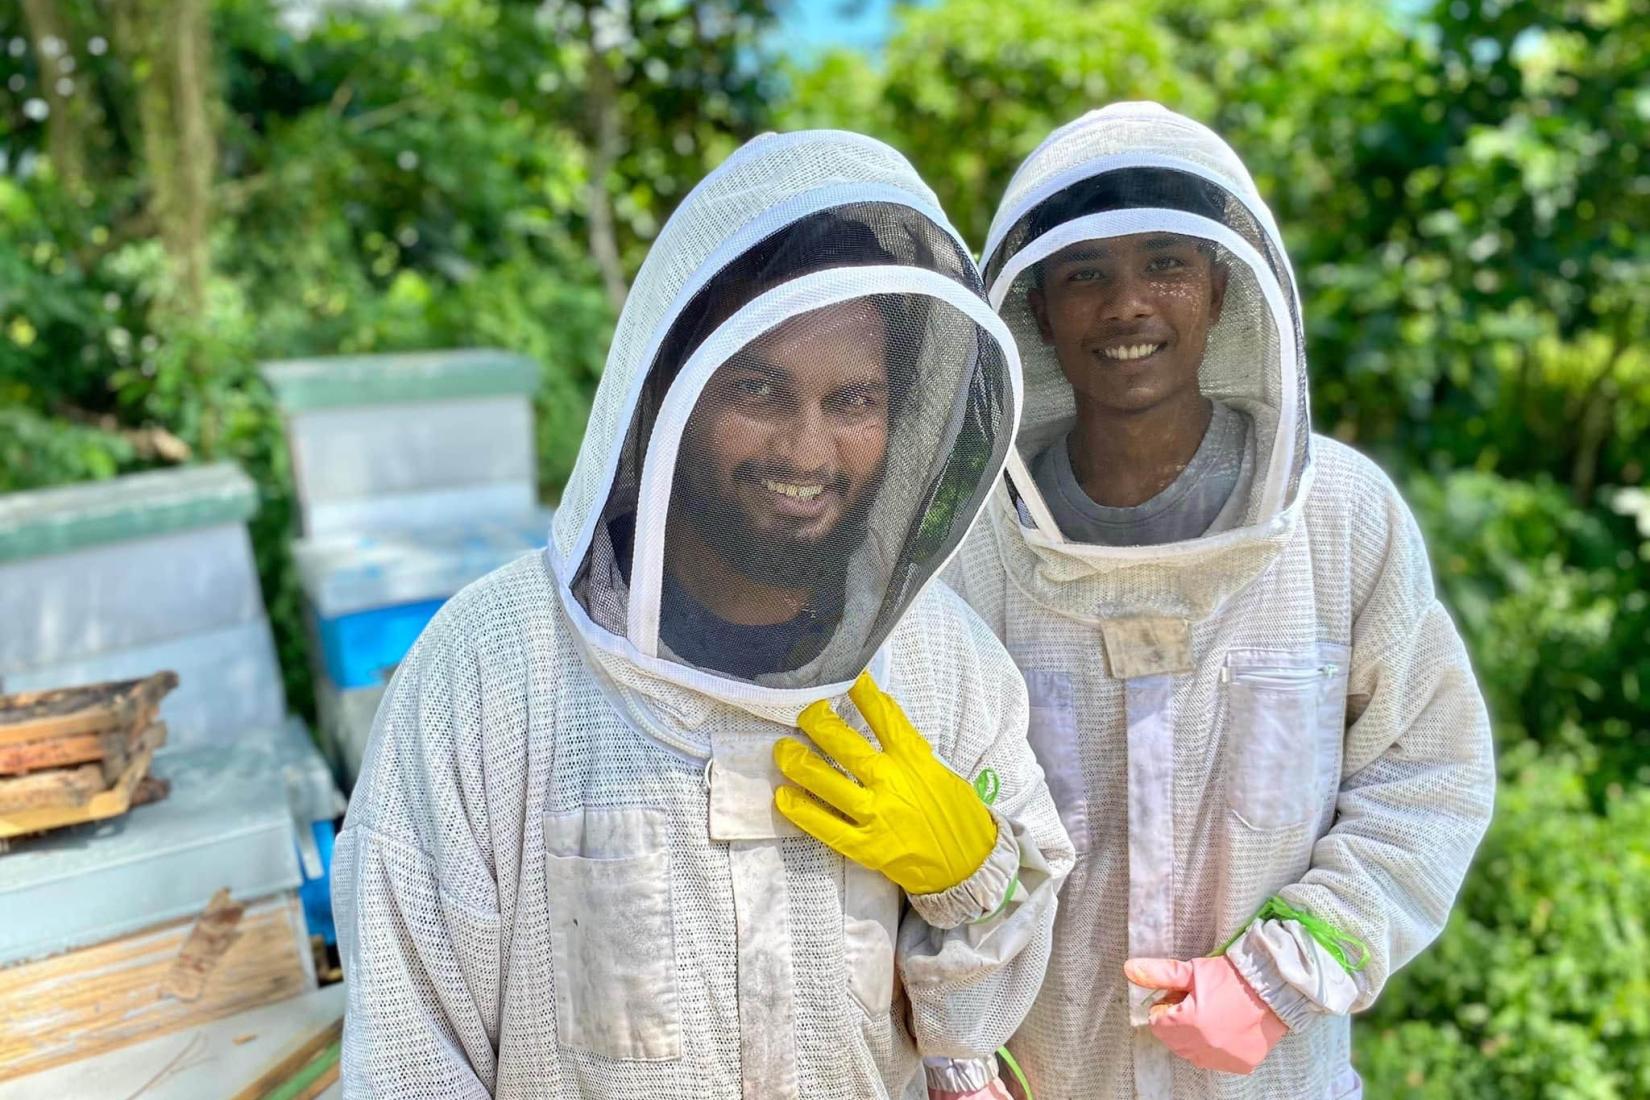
0,672,177,748
0,716,154,779
0,731,109,776
164,887,247,1002
226,1018,343,1100
0,893,316,1082
0,723,167,838
0,763,104,812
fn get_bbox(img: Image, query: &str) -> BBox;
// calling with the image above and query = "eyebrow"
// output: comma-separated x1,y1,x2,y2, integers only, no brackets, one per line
1050,235,1199,264
1048,245,1111,265
724,357,791,380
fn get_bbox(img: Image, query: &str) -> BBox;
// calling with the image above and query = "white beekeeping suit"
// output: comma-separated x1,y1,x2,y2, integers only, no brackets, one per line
333,130,1074,1100
942,103,1496,1099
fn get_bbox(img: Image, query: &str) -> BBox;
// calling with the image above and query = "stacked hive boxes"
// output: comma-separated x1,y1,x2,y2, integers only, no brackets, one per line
261,349,553,785
0,464,345,1081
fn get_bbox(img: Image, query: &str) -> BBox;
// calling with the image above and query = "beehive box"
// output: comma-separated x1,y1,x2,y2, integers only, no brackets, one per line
0,730,305,967
0,465,282,754
0,891,316,1082
261,349,542,538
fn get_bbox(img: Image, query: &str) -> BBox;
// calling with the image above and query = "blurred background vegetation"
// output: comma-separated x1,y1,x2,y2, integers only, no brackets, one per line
1,0,1646,1094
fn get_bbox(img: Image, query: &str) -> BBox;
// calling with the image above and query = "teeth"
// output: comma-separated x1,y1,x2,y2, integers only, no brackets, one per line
1102,343,1161,361
761,478,824,501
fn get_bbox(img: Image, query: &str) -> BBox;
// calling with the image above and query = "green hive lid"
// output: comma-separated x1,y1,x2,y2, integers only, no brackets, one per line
0,462,258,562
260,348,540,411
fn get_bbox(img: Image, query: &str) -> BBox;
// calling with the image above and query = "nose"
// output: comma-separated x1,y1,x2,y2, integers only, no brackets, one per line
769,401,836,475
1101,269,1155,324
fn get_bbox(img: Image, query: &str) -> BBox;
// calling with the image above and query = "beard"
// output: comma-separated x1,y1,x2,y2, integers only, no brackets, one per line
670,464,884,600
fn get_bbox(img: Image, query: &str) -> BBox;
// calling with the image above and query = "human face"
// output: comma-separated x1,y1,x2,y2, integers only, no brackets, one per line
672,300,891,585
1028,232,1228,416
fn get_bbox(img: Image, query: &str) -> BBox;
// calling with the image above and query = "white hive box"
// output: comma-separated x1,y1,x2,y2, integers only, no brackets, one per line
260,349,542,538
0,729,304,967
315,676,385,787
0,465,285,753
296,512,551,783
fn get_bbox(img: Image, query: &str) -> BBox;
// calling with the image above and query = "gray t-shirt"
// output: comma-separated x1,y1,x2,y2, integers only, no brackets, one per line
1031,401,1254,547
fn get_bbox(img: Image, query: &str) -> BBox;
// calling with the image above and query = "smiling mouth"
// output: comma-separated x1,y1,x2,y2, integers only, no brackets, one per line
760,478,825,501
1099,342,1165,362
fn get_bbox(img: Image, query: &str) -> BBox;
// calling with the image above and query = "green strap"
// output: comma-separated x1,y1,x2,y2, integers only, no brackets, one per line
1216,896,1371,974
968,769,1017,924
998,1046,1033,1100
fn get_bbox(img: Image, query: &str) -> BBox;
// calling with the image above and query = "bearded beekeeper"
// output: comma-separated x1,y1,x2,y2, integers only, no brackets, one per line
332,130,1074,1100
940,102,1496,1099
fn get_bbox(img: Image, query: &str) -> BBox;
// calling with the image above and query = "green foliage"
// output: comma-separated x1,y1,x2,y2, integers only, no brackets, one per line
1411,470,1650,791
2,2,1646,1090
1359,743,1650,1098
0,406,134,492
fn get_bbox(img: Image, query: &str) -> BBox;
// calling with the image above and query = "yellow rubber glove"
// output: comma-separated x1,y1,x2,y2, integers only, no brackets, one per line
774,671,997,896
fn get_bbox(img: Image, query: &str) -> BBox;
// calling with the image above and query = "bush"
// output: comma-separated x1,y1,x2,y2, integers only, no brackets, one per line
1357,743,1650,1098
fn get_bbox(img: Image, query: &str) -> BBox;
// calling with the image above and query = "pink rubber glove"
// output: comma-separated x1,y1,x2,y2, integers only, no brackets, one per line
929,1082,1015,1100
1124,956,1287,1075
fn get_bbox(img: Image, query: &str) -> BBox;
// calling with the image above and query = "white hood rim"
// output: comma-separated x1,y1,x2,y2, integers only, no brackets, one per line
623,264,1023,662
982,150,1297,310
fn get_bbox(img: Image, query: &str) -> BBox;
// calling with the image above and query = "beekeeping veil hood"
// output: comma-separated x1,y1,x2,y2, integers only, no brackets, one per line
978,102,1310,619
549,131,1021,712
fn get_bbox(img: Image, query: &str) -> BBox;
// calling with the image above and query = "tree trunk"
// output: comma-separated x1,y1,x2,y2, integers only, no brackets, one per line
109,0,216,319
584,55,629,314
20,0,89,193
1569,336,1627,506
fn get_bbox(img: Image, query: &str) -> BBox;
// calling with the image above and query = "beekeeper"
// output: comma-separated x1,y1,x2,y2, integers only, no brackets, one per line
333,129,1073,1100
941,102,1496,1099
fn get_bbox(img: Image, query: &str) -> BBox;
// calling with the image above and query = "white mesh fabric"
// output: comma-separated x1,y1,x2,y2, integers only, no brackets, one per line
337,131,1074,1100
945,440,1494,1100
337,553,1075,1099
940,104,1494,1100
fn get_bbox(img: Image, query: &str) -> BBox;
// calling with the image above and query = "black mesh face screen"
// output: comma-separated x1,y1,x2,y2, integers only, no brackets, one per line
569,202,1014,688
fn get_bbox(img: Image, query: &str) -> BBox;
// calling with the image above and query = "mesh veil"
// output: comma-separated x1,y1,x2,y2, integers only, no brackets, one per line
554,136,1020,700
980,103,1309,554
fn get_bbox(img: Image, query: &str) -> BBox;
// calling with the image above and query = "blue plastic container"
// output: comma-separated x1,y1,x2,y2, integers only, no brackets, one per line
315,596,447,690
297,820,338,946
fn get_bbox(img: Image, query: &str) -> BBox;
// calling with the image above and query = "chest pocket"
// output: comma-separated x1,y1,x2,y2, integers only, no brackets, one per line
1223,645,1350,830
543,806,680,1061
1024,669,1089,855
843,861,902,1018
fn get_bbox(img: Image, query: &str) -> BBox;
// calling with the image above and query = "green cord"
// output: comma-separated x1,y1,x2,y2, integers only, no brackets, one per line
998,1046,1034,1100
1216,896,1371,974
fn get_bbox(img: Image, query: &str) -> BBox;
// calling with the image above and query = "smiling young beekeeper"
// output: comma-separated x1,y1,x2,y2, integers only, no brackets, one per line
940,102,1496,1098
332,130,1073,1100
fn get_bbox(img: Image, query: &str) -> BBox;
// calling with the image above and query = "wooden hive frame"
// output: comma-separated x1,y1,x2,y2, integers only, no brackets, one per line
0,672,177,838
